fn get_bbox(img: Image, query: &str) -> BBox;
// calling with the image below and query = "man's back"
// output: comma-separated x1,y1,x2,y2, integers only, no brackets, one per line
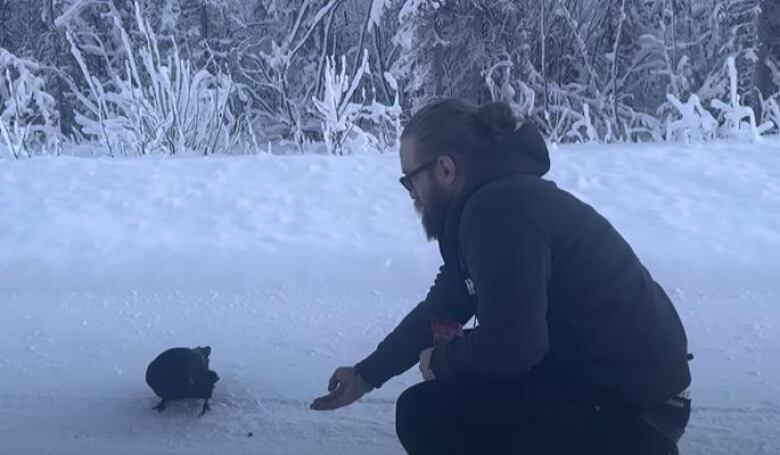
453,173,691,406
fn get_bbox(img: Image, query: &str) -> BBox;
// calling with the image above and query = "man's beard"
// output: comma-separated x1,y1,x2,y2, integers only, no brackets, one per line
415,187,453,241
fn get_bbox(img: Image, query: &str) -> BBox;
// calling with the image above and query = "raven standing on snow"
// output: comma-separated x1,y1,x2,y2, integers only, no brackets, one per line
146,346,219,416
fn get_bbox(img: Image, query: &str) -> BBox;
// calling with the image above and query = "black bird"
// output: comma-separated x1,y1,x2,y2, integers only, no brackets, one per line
145,346,219,416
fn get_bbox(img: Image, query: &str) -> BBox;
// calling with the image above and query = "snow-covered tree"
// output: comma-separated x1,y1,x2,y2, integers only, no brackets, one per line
313,52,371,155
710,57,774,140
756,0,780,127
67,2,241,156
665,93,718,143
0,49,60,157
718,0,760,109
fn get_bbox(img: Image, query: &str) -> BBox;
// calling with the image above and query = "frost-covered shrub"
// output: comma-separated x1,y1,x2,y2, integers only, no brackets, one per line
0,49,60,158
67,2,241,156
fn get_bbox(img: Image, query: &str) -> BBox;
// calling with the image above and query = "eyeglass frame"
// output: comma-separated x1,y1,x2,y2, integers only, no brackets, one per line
398,156,442,192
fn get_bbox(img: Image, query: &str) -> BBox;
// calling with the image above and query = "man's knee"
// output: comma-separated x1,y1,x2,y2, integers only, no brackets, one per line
395,383,427,433
395,382,439,453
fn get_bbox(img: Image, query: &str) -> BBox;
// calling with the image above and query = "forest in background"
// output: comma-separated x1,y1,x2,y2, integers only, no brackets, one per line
0,0,778,157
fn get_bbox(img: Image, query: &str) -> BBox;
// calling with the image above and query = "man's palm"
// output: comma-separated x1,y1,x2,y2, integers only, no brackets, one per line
310,367,371,411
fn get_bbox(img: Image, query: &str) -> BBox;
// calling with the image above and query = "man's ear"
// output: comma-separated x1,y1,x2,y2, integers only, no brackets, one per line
437,155,458,186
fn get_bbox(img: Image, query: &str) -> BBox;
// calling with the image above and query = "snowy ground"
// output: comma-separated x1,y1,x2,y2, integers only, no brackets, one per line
1,140,778,454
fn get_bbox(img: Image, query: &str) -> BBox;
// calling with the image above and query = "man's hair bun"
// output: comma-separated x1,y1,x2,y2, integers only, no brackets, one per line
474,102,517,139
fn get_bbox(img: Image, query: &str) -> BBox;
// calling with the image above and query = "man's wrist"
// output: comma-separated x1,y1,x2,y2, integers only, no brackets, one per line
352,364,377,391
355,372,375,392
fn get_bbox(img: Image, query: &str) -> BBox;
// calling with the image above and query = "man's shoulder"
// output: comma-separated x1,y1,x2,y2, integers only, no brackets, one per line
456,176,541,243
462,174,560,218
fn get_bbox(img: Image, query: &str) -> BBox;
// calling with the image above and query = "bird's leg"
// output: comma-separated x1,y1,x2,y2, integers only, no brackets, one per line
152,399,167,412
199,398,211,417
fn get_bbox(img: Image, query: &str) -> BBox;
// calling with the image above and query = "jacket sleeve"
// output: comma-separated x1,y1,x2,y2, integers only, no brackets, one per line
430,194,551,380
354,265,473,388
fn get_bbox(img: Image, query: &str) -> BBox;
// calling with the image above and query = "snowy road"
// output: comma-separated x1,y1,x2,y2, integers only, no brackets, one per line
0,288,777,454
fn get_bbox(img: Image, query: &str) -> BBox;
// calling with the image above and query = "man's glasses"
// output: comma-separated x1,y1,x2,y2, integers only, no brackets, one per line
399,157,440,192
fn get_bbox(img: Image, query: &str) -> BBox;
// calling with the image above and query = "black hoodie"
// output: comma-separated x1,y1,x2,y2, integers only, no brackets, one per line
354,123,691,407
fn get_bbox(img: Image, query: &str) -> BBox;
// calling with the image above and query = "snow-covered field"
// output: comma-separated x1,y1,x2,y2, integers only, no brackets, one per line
1,141,778,454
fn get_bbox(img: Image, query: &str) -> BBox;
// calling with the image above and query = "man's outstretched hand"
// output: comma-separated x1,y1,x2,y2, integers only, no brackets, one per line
310,366,373,411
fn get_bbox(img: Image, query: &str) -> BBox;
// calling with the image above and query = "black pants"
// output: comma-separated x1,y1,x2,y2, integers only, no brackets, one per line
395,375,689,455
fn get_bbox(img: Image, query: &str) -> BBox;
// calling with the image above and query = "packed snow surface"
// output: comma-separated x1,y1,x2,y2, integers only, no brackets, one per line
1,140,778,454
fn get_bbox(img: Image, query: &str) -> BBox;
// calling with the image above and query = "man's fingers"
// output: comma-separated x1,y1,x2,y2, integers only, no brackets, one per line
310,395,332,410
328,372,340,392
312,367,362,411
310,392,344,411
